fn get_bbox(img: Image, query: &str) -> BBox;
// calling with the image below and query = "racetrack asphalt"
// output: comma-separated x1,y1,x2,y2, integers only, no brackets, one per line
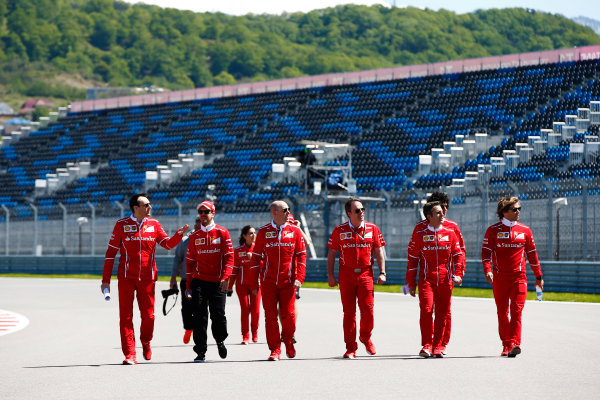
1,277,599,400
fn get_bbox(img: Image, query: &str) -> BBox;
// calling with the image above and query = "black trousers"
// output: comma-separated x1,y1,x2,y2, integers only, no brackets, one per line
179,279,193,331
190,279,228,356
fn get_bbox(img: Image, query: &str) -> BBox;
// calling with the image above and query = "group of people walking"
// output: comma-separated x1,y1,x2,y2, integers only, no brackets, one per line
101,192,543,364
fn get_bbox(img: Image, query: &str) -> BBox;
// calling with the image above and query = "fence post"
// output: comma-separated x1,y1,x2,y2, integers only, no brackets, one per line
28,203,38,256
58,202,67,255
575,177,588,260
114,201,125,219
173,198,182,230
541,180,554,260
1,204,9,255
86,202,96,256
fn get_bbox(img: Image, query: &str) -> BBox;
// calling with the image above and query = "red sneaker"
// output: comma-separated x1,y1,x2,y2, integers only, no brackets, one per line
241,333,250,345
360,338,376,355
419,345,432,358
285,342,296,359
268,349,281,361
501,346,510,357
252,332,259,343
183,330,192,344
432,347,444,358
122,356,137,365
439,345,447,356
343,351,356,359
142,342,152,361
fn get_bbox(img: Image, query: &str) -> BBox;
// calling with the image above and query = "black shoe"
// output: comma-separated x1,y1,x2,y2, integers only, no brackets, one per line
296,288,300,299
217,342,227,359
194,354,205,363
507,346,521,358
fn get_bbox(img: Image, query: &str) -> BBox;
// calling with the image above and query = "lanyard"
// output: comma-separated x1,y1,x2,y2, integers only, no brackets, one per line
349,223,366,241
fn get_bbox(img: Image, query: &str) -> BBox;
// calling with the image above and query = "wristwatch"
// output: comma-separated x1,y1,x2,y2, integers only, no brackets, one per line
535,275,543,280
379,272,386,276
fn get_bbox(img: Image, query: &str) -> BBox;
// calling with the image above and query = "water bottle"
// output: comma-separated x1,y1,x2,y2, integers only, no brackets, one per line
103,287,111,301
535,285,543,301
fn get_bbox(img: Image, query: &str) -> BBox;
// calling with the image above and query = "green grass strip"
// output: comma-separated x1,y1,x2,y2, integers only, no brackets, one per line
2,273,598,303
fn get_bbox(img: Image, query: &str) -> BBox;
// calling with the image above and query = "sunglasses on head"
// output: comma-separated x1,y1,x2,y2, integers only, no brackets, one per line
510,207,521,212
353,207,365,214
198,209,212,215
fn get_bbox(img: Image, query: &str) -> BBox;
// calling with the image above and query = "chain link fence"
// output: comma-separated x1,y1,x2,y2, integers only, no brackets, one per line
1,189,598,262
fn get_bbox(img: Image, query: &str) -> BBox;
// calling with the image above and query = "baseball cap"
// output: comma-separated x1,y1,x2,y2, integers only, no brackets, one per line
196,200,215,214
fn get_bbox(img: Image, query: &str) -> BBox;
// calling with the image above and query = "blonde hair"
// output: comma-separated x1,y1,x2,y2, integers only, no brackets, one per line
496,196,519,220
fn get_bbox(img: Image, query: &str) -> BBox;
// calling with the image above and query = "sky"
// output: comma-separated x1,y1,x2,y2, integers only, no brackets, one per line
122,0,600,21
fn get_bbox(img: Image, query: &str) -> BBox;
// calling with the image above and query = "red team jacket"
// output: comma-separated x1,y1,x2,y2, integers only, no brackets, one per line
406,225,465,288
327,221,386,269
412,218,466,276
251,222,307,287
103,216,183,283
481,220,541,277
185,223,234,290
228,243,261,290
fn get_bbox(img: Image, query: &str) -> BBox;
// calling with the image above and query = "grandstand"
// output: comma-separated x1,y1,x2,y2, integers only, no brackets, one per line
1,46,599,262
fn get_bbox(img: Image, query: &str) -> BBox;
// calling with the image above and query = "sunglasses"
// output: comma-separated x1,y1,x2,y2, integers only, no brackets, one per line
281,207,290,213
138,202,151,208
510,207,522,212
198,209,212,215
353,207,365,214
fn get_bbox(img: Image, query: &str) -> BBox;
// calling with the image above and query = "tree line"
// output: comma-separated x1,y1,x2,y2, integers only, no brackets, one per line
0,0,598,103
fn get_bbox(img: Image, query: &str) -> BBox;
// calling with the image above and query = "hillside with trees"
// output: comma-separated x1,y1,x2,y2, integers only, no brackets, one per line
1,0,599,111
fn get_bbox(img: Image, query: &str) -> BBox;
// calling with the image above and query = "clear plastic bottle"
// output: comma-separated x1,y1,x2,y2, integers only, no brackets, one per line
535,285,543,301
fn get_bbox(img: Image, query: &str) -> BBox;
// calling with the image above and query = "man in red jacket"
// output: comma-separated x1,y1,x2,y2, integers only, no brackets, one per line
482,197,544,357
411,191,465,355
327,197,386,359
101,193,189,365
250,200,307,361
407,201,464,358
185,200,234,362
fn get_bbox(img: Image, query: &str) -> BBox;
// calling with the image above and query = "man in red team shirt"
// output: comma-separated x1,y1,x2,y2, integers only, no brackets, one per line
185,200,234,362
407,201,464,358
101,193,189,365
327,198,386,359
411,191,465,355
482,197,544,357
250,200,307,361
